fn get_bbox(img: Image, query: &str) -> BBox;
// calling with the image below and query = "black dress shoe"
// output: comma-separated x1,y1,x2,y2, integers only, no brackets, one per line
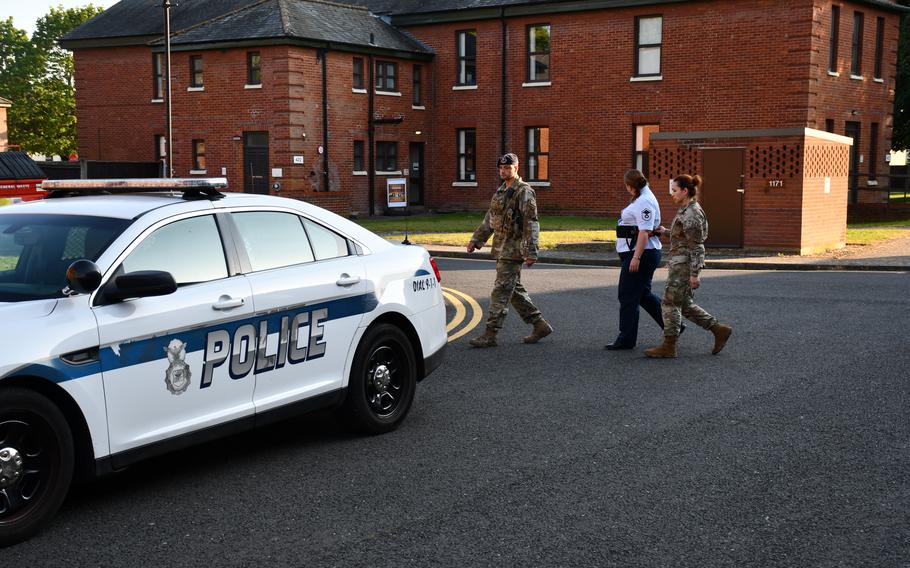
604,341,634,350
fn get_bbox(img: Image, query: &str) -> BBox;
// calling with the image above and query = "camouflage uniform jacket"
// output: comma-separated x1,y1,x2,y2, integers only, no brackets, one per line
666,201,709,275
470,177,540,261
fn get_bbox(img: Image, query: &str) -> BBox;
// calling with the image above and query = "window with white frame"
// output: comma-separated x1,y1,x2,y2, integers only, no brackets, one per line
353,140,365,172
376,141,397,171
851,11,864,76
353,57,364,90
152,53,164,99
375,61,397,92
633,124,659,176
528,25,550,83
526,127,549,181
634,16,662,77
192,140,206,171
457,129,476,182
456,30,477,86
189,55,203,88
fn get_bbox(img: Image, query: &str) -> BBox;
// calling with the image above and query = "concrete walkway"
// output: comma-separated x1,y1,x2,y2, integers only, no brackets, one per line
416,231,910,271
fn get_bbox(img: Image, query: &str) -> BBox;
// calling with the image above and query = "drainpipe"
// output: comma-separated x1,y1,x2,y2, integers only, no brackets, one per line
368,54,376,216
320,47,330,192
501,7,507,155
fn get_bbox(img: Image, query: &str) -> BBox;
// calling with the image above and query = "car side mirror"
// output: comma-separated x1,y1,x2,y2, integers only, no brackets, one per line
65,259,102,295
102,270,177,303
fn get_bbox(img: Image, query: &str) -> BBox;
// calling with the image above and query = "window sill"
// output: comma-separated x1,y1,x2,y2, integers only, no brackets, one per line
151,98,164,103
189,170,207,175
874,77,884,83
187,86,204,92
522,81,551,88
375,90,401,97
528,181,550,187
375,170,403,175
412,105,426,110
866,180,879,186
630,75,662,82
850,74,864,81
828,71,840,77
453,85,478,90
452,181,478,187
352,88,367,94
353,170,367,176
244,84,263,89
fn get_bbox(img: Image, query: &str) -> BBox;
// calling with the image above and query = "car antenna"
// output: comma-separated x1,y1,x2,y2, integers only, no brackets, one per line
402,200,411,245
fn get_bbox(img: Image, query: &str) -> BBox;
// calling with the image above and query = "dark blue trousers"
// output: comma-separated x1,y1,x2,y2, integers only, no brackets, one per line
614,248,664,346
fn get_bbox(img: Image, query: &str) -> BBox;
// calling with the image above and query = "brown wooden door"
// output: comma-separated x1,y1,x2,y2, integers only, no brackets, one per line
700,149,744,248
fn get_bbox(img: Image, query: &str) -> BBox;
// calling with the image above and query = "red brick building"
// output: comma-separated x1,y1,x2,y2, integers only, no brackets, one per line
62,0,906,252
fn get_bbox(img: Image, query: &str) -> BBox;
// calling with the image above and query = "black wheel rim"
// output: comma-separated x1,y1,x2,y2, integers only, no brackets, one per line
364,343,409,418
0,415,57,523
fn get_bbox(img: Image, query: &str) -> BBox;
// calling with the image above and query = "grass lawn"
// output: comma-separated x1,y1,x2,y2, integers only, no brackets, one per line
0,257,15,270
360,213,910,249
357,212,615,233
844,227,908,246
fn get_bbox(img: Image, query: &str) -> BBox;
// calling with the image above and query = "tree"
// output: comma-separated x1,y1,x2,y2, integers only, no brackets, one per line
0,5,103,156
893,12,910,150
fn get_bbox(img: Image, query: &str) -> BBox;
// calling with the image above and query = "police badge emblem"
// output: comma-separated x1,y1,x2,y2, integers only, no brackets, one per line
164,339,192,395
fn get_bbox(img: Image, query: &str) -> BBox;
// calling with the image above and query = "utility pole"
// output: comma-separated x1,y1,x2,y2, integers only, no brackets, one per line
163,0,175,177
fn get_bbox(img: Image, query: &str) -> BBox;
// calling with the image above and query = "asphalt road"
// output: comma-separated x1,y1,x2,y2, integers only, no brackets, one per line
9,258,910,567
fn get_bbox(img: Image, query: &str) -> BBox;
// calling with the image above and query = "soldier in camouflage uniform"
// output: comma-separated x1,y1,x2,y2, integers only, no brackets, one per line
466,153,553,348
644,174,732,358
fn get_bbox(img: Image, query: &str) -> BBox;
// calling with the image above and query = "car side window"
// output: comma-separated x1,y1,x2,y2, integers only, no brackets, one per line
302,218,350,261
231,211,315,271
120,215,227,285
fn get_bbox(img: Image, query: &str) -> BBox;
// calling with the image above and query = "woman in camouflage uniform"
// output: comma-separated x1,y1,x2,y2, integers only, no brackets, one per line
644,174,732,358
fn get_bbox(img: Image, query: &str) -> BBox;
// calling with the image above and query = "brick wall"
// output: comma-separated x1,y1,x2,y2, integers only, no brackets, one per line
404,0,850,217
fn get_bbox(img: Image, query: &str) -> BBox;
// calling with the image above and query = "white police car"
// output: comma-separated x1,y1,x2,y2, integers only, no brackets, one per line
0,178,446,545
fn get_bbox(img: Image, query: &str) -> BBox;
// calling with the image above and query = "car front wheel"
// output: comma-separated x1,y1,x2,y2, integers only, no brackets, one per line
340,324,417,435
0,387,74,547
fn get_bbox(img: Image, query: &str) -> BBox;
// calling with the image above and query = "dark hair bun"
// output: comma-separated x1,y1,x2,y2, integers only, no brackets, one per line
692,175,702,188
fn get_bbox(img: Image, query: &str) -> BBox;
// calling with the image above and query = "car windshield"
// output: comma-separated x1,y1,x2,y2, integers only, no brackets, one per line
0,213,131,302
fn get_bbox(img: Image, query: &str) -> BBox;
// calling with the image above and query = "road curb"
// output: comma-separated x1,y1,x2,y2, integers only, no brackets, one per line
426,249,908,272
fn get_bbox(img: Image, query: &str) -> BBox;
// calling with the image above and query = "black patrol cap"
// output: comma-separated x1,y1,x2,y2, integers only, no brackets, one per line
497,152,519,166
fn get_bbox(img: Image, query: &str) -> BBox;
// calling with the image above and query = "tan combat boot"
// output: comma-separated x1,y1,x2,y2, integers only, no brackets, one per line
469,328,498,348
710,324,732,355
522,319,553,344
644,335,678,358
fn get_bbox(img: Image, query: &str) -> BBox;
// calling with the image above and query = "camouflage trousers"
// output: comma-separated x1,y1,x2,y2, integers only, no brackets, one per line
661,262,718,336
485,259,543,331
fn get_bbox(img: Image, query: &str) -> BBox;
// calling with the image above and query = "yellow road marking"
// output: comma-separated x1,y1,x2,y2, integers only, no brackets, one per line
443,290,466,332
442,287,483,342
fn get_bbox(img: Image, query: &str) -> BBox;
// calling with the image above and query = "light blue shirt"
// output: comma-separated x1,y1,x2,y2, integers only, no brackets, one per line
615,185,662,253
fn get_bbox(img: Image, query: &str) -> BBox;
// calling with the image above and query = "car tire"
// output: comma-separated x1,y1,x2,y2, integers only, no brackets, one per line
0,387,74,547
339,324,417,435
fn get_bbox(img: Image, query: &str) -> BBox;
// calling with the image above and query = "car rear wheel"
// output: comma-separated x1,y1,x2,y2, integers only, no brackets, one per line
0,388,74,547
340,324,417,435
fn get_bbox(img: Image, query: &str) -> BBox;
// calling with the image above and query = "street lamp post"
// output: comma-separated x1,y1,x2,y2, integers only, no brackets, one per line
163,0,174,177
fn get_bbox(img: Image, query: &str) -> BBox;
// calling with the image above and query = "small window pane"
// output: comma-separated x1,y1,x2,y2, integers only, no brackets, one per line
232,212,314,271
530,54,550,82
638,47,661,75
302,219,349,261
121,216,227,285
639,17,662,44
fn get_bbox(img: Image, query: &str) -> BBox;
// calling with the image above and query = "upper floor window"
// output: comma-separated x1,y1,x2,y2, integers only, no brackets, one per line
189,55,203,88
870,122,879,180
851,11,864,77
247,51,262,85
376,141,397,171
528,24,551,83
456,129,476,182
874,16,884,79
192,140,206,172
456,30,477,86
526,127,550,182
829,5,840,73
825,119,835,133
353,140,365,172
413,64,423,106
635,16,662,77
353,57,364,90
152,53,164,99
633,124,659,176
375,61,397,92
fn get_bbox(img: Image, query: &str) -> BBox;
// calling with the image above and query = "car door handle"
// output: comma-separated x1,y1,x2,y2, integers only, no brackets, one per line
212,296,245,310
336,273,361,287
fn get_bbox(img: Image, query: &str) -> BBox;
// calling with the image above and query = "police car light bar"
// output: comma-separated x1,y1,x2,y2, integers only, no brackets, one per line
41,178,228,200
